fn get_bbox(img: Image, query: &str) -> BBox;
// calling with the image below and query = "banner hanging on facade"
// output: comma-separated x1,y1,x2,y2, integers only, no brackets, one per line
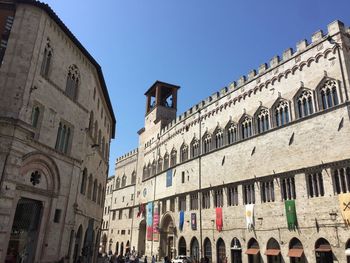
179,210,184,231
285,200,298,230
146,202,153,241
166,169,173,187
191,213,197,230
216,207,223,232
153,207,159,241
338,193,350,225
137,203,145,217
245,204,254,231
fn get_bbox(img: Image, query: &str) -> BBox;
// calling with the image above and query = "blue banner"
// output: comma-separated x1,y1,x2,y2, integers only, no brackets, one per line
179,210,184,231
147,202,153,226
166,169,172,187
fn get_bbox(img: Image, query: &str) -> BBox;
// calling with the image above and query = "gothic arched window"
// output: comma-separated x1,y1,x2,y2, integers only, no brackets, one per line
214,127,224,149
170,148,177,167
225,121,237,144
202,132,211,154
164,153,169,170
296,89,314,118
180,143,188,162
41,39,52,78
65,65,80,101
255,107,270,134
116,177,120,189
121,175,127,187
31,106,40,128
157,157,163,173
319,79,339,110
240,115,253,139
80,168,87,195
274,99,290,127
131,171,136,185
151,160,157,176
190,138,199,158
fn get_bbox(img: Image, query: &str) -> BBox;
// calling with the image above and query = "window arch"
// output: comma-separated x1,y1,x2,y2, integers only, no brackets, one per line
180,143,188,162
295,88,314,118
202,132,212,154
151,160,157,176
288,238,304,260
55,122,71,154
178,237,187,256
121,175,127,187
88,111,94,134
240,114,253,139
170,148,177,167
147,162,152,178
203,238,212,263
163,153,169,170
131,171,136,184
314,238,333,262
157,157,163,173
225,121,237,145
80,168,87,195
246,238,260,261
31,106,40,128
318,79,339,110
273,99,290,127
190,138,199,158
213,126,224,149
265,238,280,262
65,65,80,100
87,174,93,199
115,177,120,189
41,40,52,77
216,238,226,263
92,179,97,202
255,107,270,134
143,165,148,180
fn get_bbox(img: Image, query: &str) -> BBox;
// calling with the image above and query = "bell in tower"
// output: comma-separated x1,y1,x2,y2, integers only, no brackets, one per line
144,81,180,129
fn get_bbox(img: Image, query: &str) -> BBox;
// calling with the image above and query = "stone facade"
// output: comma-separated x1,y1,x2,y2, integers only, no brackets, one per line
0,1,115,263
104,20,350,263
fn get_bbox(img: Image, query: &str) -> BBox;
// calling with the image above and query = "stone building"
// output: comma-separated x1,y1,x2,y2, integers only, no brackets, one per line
0,0,116,262
104,20,350,263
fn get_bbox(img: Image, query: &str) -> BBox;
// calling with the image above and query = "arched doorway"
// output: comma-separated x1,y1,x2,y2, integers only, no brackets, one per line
190,237,199,262
73,225,83,262
265,238,281,263
120,242,124,256
346,239,350,263
287,238,305,263
231,237,242,263
101,234,107,254
315,238,333,263
160,214,175,259
217,238,226,263
126,240,130,255
179,237,187,255
138,220,146,256
204,238,212,263
6,198,43,263
116,242,119,255
246,238,260,263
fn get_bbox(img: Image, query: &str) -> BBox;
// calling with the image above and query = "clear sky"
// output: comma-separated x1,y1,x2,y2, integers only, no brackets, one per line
44,0,350,175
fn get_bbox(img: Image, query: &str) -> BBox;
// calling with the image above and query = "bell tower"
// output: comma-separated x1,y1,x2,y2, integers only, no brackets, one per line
144,81,180,129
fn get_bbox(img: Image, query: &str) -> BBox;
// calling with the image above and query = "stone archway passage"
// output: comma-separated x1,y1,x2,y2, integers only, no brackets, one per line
6,198,43,263
216,238,226,263
231,237,242,263
315,238,333,263
204,238,212,263
159,214,175,259
190,237,199,262
178,237,187,256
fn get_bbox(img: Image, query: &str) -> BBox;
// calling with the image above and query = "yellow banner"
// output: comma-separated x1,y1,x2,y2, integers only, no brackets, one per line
338,193,350,225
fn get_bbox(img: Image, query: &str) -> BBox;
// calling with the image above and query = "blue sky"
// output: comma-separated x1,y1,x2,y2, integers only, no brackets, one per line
44,0,350,175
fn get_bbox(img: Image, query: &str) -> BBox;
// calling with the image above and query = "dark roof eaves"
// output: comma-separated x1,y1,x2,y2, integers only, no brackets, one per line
16,0,116,138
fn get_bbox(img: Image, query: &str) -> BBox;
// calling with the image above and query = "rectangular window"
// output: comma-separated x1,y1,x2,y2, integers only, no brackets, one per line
170,198,175,212
178,195,186,211
260,180,275,203
190,193,198,210
112,211,116,220
214,188,224,207
227,185,239,206
332,167,350,194
306,172,324,198
242,183,255,205
162,200,167,214
55,121,73,154
131,194,134,201
181,171,185,184
121,230,125,235
128,208,133,219
54,209,61,223
280,176,296,200
202,191,210,209
118,210,122,220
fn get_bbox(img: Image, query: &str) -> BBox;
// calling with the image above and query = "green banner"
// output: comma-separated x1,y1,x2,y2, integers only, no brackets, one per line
285,200,297,230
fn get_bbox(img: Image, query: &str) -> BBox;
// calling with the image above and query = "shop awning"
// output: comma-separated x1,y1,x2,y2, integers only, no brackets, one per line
245,248,260,255
315,244,332,252
264,249,281,256
287,248,304,257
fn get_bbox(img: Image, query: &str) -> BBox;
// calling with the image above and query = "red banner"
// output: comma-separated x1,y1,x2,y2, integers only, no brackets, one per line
147,226,153,241
216,207,223,232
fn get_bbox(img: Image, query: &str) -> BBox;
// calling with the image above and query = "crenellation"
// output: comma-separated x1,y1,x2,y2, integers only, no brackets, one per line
327,20,345,35
296,39,308,52
282,48,293,61
258,63,268,74
269,55,280,68
238,75,246,86
311,30,324,43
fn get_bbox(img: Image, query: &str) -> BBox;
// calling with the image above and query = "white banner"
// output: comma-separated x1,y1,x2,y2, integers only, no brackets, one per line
245,204,254,231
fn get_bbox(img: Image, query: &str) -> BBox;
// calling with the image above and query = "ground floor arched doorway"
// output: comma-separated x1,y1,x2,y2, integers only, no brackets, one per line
315,238,333,263
217,238,226,263
204,238,212,263
179,237,187,255
101,234,107,254
138,220,146,256
73,225,83,262
160,214,175,259
190,237,199,262
126,240,130,255
120,242,124,256
6,198,43,263
231,237,242,263
116,241,119,255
